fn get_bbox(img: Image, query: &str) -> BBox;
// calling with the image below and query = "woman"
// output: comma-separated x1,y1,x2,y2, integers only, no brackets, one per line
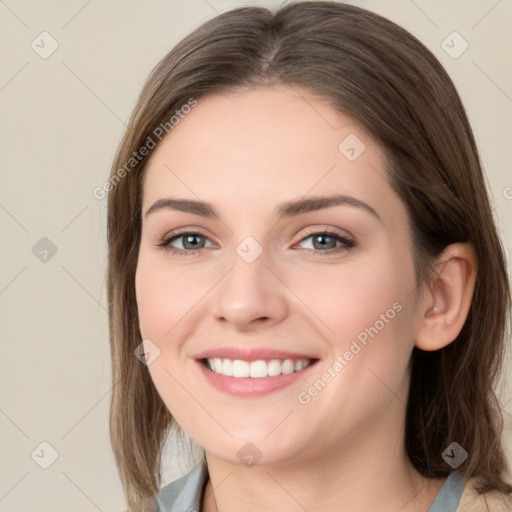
106,2,512,511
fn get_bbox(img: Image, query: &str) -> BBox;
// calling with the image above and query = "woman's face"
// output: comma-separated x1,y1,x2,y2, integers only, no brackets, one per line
135,85,423,467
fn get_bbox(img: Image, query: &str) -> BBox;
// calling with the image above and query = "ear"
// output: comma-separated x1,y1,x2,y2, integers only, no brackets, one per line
415,243,478,351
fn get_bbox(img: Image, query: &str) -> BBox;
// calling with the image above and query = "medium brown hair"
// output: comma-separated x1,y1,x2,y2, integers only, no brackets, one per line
106,1,512,509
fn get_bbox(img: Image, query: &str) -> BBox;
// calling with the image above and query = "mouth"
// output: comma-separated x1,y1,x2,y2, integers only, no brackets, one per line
202,357,315,378
194,348,319,396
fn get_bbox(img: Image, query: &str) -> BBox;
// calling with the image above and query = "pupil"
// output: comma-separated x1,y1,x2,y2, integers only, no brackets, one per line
314,235,335,250
185,235,202,249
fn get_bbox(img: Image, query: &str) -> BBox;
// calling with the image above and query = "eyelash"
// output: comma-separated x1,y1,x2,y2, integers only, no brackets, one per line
156,229,356,257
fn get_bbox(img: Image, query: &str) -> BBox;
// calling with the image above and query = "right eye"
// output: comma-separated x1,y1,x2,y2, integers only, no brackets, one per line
157,231,214,255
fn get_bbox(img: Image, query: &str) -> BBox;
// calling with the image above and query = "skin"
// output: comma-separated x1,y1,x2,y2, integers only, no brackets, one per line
135,85,477,512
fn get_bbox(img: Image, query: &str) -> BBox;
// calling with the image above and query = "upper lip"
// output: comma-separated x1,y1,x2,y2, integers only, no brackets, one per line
194,346,318,362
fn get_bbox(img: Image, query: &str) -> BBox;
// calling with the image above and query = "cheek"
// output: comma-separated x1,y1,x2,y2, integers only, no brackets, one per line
296,253,417,395
135,256,206,419
135,255,211,341
290,255,414,349
325,257,415,400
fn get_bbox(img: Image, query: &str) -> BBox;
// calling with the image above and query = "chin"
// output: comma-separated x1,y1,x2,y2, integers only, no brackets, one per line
201,432,311,469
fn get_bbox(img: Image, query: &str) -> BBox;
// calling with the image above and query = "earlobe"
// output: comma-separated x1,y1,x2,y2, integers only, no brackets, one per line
415,243,478,351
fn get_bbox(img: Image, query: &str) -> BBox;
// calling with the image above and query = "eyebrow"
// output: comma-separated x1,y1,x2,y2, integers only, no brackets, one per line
144,194,381,222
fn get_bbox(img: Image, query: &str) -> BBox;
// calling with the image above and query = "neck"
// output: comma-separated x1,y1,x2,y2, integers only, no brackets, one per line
201,383,446,512
203,447,445,512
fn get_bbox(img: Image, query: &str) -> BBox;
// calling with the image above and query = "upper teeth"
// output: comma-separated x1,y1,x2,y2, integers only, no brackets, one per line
206,358,312,378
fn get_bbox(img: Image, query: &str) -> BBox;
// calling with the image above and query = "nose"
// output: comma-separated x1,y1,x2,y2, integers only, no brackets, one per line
211,247,289,332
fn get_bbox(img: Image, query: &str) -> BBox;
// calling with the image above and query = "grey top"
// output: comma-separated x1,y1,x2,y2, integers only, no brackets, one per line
155,461,467,512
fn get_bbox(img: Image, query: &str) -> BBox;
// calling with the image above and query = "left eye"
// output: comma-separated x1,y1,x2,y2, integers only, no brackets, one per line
297,232,355,252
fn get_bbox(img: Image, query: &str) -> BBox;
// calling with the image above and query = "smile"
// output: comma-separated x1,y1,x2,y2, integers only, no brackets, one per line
205,358,313,378
194,347,320,396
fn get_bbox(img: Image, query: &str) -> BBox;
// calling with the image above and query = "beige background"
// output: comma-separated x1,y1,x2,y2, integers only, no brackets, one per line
1,0,511,511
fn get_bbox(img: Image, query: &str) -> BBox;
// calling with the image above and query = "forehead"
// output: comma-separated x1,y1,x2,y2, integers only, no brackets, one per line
141,85,398,223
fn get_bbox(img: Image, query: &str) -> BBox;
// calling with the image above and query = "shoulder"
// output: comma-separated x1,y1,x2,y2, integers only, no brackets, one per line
154,461,209,512
457,477,512,512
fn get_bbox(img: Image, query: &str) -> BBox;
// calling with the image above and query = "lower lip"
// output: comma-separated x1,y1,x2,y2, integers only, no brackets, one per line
196,359,318,397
